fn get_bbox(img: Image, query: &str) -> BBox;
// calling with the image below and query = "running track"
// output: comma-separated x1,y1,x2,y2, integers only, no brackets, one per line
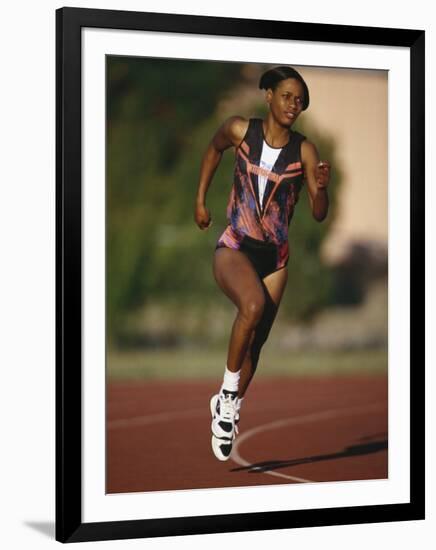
107,375,387,493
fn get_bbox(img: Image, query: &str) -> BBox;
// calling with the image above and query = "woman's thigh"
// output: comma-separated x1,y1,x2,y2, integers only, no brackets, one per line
251,267,288,345
262,267,288,307
213,247,265,310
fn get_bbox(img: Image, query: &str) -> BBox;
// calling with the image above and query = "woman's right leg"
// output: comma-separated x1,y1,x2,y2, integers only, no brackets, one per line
213,247,266,374
210,247,267,461
238,266,288,398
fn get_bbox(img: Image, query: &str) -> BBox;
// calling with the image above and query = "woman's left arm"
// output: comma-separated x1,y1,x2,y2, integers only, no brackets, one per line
301,140,330,222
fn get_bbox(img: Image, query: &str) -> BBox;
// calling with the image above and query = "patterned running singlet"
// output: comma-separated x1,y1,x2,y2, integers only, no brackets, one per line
217,118,306,270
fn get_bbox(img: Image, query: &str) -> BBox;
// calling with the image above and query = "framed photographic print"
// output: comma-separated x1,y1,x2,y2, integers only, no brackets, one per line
56,7,425,543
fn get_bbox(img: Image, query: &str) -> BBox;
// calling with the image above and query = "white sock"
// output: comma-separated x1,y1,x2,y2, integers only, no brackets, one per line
220,366,240,394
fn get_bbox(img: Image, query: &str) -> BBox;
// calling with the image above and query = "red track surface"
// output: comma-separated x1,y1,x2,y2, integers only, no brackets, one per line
107,375,387,493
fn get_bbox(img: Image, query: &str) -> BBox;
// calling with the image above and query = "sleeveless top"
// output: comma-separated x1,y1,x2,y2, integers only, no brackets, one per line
217,117,306,269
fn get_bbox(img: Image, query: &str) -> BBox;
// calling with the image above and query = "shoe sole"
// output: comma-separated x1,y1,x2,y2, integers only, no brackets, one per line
211,435,232,461
210,394,218,418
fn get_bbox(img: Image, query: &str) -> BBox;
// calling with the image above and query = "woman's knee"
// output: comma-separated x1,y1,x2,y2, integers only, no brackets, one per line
239,295,265,327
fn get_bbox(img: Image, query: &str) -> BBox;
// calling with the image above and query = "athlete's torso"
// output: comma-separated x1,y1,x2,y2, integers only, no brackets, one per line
217,117,306,269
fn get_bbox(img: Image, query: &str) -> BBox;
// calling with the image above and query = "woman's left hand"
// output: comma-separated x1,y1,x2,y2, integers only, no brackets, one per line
316,161,331,190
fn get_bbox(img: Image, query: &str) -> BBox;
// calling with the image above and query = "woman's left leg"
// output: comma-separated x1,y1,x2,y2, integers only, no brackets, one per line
238,266,288,398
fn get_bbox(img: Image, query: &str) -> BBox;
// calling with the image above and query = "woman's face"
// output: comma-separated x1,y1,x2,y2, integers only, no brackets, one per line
267,78,305,127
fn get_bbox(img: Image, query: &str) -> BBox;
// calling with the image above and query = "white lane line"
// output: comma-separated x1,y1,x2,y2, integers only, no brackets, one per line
108,408,205,429
231,402,386,483
107,400,315,430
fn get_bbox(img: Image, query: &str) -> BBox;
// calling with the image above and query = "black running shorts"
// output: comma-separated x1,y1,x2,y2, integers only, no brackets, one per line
216,235,284,280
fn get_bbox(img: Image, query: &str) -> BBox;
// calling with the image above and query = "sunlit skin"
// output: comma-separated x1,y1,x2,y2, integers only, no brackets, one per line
194,75,331,397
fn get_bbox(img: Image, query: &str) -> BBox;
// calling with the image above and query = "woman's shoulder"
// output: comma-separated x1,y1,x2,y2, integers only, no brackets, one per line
218,116,250,148
225,116,250,140
291,129,307,142
300,138,320,163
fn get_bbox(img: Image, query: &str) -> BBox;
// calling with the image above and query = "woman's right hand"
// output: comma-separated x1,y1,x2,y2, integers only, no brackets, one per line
194,202,212,230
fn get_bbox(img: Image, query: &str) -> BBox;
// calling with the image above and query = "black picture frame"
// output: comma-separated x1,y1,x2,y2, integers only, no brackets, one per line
56,6,425,543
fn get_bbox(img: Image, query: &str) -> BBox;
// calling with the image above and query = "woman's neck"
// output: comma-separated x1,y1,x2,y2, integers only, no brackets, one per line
262,114,290,148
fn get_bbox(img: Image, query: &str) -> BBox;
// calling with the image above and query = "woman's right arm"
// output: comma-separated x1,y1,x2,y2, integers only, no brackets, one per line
194,116,248,230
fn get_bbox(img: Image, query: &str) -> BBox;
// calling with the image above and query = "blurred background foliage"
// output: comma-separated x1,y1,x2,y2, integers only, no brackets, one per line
107,57,342,348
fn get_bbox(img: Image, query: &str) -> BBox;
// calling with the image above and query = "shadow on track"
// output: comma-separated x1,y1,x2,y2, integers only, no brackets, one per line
230,438,388,474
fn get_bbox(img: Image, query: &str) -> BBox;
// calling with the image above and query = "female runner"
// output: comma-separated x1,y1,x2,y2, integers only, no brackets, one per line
194,66,331,461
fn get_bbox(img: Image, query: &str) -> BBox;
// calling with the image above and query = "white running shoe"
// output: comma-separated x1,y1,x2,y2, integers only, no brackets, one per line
210,390,239,440
210,395,241,432
210,390,239,461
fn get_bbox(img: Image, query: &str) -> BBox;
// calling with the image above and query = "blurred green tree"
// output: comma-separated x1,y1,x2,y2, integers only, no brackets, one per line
107,57,243,342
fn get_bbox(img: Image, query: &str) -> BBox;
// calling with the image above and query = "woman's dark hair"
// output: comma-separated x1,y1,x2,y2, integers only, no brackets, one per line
259,66,309,110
